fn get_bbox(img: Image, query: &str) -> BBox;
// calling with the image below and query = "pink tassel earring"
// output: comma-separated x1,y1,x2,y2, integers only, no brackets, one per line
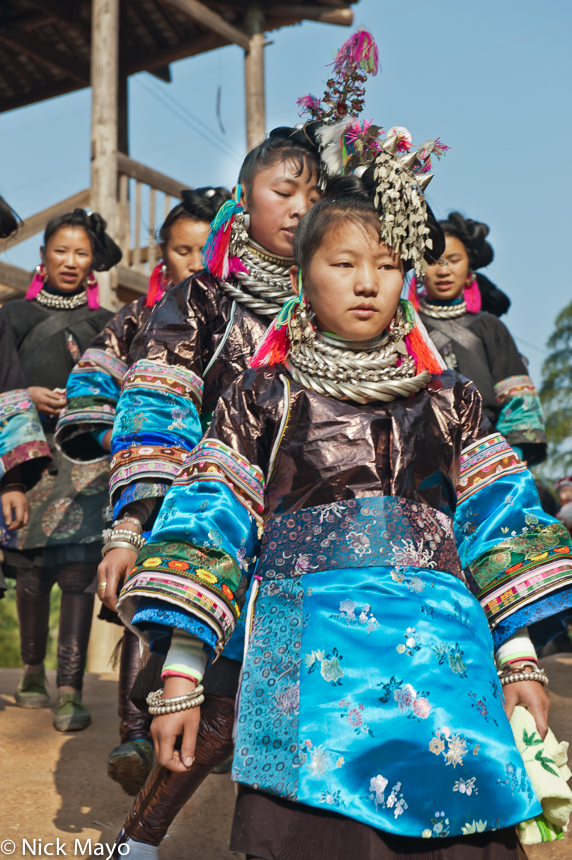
25,263,47,301
86,272,100,309
463,271,481,313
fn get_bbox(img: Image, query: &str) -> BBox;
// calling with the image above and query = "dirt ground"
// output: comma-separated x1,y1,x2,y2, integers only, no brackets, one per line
0,656,571,859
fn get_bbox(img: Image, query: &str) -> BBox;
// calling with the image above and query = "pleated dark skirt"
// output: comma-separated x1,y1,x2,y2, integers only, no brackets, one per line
230,786,527,860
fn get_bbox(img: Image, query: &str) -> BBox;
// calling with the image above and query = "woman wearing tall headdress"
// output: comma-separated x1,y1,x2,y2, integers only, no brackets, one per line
0,195,51,595
0,208,120,732
54,186,231,795
115,114,572,859
411,213,546,466
100,31,380,859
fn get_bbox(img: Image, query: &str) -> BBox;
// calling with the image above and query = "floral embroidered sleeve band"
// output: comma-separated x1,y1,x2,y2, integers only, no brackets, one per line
109,359,204,519
54,297,152,463
0,388,51,488
494,375,546,461
455,432,572,646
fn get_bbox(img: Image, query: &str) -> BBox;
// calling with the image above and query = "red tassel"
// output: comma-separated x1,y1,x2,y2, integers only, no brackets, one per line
145,263,168,308
463,273,482,313
405,326,443,376
250,320,291,368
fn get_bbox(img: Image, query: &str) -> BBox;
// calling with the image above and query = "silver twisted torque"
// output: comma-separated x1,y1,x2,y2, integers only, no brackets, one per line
419,298,467,319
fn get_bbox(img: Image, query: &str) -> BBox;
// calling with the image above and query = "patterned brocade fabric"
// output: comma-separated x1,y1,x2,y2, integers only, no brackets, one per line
0,388,51,484
455,432,572,636
493,375,546,454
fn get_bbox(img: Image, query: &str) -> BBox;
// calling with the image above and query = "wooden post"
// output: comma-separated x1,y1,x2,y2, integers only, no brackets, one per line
244,2,266,152
90,0,120,311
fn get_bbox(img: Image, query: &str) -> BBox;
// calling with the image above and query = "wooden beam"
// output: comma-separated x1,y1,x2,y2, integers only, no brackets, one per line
164,0,250,50
91,0,120,311
245,2,266,151
149,65,172,83
122,32,226,75
117,153,186,199
268,5,353,25
0,261,32,296
0,189,90,254
0,81,85,115
0,25,90,85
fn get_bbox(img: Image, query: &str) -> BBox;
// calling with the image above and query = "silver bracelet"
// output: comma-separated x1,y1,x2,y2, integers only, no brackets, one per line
499,669,548,687
113,516,143,532
101,540,143,558
147,685,205,715
102,528,146,549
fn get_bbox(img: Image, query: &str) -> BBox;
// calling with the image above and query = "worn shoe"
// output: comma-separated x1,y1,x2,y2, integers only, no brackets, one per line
53,692,91,732
15,671,49,708
212,756,233,774
107,740,154,795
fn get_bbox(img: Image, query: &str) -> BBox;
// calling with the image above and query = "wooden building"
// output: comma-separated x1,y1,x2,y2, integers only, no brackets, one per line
0,0,356,309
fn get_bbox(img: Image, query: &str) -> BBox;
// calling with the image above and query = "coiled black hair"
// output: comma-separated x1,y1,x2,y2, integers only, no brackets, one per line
0,194,22,239
158,186,232,245
439,211,493,270
294,170,445,273
43,209,122,272
238,126,321,189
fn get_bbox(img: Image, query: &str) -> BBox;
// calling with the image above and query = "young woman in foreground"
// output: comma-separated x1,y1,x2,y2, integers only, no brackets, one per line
116,133,572,857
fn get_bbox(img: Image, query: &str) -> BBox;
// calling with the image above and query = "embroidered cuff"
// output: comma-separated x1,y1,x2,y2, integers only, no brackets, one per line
495,627,538,667
161,629,209,684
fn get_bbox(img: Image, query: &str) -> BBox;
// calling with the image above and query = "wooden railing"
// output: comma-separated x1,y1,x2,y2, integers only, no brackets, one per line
0,155,188,304
115,153,187,297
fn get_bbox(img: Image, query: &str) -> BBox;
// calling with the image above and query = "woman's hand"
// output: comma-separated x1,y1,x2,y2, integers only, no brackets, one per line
151,676,201,772
503,679,550,739
97,546,138,611
28,386,66,418
1,489,29,530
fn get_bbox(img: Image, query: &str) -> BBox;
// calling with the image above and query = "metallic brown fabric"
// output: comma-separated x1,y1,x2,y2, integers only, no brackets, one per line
208,366,489,522
122,694,235,845
16,562,96,690
128,273,268,412
90,297,151,364
119,630,152,744
233,786,526,860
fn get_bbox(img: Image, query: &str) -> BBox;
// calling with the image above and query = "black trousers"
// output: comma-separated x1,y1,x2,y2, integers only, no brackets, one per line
16,561,96,690
119,629,152,744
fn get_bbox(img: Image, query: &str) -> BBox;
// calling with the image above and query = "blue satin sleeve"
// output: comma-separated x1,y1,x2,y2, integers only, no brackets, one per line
117,447,262,654
454,432,572,646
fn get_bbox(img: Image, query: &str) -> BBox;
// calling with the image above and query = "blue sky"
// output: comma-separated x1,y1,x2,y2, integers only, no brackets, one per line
1,0,571,384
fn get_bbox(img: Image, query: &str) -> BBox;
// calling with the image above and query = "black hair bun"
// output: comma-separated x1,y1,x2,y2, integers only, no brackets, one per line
439,211,493,270
0,194,22,239
475,272,510,317
269,124,322,153
86,211,122,271
181,187,232,222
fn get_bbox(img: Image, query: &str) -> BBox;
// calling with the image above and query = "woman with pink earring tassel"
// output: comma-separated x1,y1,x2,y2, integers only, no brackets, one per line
410,212,546,467
0,208,121,732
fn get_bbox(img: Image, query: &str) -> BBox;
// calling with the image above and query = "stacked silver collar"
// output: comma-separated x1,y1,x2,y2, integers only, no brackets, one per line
35,288,88,310
219,242,294,318
286,304,430,404
419,297,467,319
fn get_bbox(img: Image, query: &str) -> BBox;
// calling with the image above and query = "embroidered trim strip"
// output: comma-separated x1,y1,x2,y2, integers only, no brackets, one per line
458,433,526,504
121,359,203,410
120,568,237,650
72,348,128,381
0,388,36,422
109,444,189,495
494,375,538,405
58,404,116,427
1,439,51,474
173,439,265,523
481,557,572,626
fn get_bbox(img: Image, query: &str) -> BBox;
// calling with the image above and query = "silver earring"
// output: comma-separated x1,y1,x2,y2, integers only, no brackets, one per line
243,213,251,230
